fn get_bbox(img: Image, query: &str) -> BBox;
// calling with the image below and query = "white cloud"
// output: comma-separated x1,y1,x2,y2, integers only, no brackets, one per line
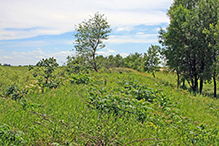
0,0,173,40
15,55,24,58
108,34,158,44
1,49,72,65
120,52,129,57
97,49,116,56
108,50,116,53
116,26,133,32
3,55,13,59
136,32,145,35
0,41,49,47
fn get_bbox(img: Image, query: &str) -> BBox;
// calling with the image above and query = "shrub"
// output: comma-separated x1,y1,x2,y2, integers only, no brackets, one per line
28,57,61,92
0,124,26,145
4,84,28,100
69,73,91,84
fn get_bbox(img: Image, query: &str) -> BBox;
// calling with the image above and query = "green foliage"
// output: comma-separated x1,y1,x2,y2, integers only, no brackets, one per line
118,79,157,102
123,52,144,71
159,0,219,95
203,21,219,97
66,50,162,75
4,84,28,100
66,63,90,75
74,12,112,72
144,45,161,78
0,124,26,145
87,78,173,124
87,87,149,123
66,53,94,71
2,67,219,145
69,73,91,84
28,57,61,92
0,66,34,96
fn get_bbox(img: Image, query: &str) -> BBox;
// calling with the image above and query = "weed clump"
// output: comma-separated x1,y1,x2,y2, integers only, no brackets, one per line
4,84,28,100
0,124,26,145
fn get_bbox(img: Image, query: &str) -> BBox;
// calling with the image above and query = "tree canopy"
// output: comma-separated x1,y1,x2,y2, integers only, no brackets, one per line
159,0,219,96
73,12,112,72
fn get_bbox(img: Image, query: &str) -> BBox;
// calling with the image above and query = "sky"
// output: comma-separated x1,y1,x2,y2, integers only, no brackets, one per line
0,0,173,66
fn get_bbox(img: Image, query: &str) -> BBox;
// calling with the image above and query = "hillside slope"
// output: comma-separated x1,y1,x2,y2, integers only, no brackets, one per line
0,67,219,145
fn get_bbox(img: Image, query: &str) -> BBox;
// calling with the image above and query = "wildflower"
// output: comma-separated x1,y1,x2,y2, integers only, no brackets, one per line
146,122,157,129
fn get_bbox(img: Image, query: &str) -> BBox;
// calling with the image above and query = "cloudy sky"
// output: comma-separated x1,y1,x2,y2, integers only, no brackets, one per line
0,0,173,65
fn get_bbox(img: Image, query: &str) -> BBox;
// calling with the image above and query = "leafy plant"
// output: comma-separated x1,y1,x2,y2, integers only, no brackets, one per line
0,124,26,145
28,57,61,92
118,79,159,102
87,85,151,123
4,84,28,100
69,73,91,84
66,63,90,75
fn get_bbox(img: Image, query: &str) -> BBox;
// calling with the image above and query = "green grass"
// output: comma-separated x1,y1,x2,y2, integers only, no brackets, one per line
0,66,35,96
1,67,219,145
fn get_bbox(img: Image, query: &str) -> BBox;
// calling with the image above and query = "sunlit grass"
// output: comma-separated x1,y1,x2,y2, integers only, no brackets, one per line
1,67,219,145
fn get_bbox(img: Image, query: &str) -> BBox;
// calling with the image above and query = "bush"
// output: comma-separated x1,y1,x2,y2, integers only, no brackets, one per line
28,57,62,92
4,84,28,100
69,73,91,84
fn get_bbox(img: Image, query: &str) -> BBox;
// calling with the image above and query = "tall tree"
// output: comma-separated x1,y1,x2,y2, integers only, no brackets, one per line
203,22,219,97
144,45,161,78
74,12,112,72
159,0,219,94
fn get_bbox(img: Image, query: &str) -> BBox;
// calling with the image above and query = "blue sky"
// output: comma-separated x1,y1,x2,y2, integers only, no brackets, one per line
0,0,173,65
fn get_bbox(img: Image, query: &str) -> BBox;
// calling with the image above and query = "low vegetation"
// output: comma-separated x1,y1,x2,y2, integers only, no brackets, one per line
1,1,219,144
1,65,219,145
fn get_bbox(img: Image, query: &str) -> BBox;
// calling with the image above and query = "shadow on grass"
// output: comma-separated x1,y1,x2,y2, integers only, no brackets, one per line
179,85,219,99
157,78,219,99
203,92,219,99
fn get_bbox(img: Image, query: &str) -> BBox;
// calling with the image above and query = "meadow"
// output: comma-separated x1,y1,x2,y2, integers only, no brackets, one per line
1,66,219,145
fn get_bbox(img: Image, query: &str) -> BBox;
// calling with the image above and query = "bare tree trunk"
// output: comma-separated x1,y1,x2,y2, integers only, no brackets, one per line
200,79,203,94
152,70,155,78
177,73,180,88
214,71,217,98
182,77,185,87
94,61,98,72
194,75,198,92
92,52,98,72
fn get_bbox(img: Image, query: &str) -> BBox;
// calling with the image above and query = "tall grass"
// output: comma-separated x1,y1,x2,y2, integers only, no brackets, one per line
0,67,219,145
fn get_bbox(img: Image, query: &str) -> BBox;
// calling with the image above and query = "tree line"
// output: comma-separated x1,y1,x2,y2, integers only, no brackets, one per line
159,0,219,97
67,44,161,77
67,0,219,98
1,0,215,97
69,12,161,77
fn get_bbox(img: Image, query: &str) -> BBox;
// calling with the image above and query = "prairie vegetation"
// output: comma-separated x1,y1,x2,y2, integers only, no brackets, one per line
1,66,219,145
1,0,219,145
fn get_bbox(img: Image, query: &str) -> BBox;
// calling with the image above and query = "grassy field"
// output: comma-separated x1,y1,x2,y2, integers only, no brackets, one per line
1,66,219,145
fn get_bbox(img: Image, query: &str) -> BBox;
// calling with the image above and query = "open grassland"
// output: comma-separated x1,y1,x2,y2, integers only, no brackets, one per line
0,66,35,96
1,66,219,145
